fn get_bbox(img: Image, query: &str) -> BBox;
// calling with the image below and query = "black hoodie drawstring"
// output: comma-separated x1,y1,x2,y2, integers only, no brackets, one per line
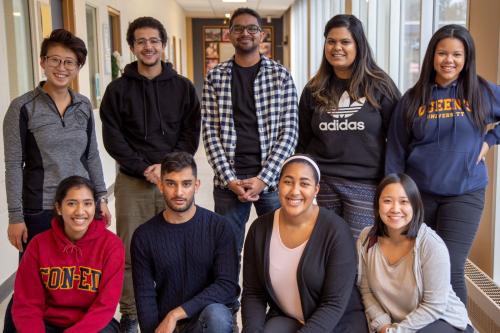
451,83,458,145
142,81,148,140
154,80,165,135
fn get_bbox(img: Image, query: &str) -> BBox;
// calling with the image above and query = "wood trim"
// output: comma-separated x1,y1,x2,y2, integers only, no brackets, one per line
107,6,122,53
186,18,194,81
62,0,78,91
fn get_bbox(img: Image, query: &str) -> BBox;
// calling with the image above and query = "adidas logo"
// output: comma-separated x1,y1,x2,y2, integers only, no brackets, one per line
326,91,366,119
320,119,365,131
320,91,366,131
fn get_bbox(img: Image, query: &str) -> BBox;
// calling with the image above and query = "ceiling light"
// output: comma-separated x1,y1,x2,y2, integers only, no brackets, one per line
225,13,231,18
222,0,247,3
13,12,21,16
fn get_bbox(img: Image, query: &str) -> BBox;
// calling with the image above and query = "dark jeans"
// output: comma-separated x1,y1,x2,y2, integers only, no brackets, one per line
262,308,368,333
417,320,474,332
175,303,234,333
214,187,280,253
421,189,485,305
45,318,120,333
3,209,53,333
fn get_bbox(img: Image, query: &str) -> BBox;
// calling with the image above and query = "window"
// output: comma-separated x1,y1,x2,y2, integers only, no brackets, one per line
309,0,345,76
434,0,467,29
50,0,63,30
4,0,34,98
400,0,421,92
85,4,100,107
108,7,122,80
290,0,308,93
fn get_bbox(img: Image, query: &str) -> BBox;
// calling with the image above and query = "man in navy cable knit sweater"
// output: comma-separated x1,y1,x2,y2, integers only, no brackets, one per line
131,152,240,333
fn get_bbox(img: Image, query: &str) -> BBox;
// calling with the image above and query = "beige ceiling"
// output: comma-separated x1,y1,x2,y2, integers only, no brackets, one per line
177,0,294,18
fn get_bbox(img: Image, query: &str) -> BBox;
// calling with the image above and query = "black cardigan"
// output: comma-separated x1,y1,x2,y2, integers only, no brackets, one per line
241,207,365,333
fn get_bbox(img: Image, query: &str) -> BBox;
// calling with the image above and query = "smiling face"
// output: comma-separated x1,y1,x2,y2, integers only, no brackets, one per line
278,162,319,218
159,167,200,213
40,44,80,90
130,27,164,68
56,186,95,242
433,37,465,86
324,27,357,79
229,13,264,55
378,183,414,236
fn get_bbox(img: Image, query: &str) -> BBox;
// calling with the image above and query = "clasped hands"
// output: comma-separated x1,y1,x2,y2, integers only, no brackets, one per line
228,177,267,202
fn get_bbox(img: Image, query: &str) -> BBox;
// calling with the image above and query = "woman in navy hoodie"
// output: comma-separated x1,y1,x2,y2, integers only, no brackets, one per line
386,24,500,305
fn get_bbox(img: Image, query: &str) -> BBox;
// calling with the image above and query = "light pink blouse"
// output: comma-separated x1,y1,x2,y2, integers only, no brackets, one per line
269,209,308,323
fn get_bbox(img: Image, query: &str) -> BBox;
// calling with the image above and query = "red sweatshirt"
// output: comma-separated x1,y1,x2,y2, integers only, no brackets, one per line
12,217,125,333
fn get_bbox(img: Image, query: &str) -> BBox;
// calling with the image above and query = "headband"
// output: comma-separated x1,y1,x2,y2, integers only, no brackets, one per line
282,155,321,182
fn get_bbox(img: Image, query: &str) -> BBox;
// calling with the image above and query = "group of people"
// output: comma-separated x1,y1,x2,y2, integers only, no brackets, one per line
3,5,500,333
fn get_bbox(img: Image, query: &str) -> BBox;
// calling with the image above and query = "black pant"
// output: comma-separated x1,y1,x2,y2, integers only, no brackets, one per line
421,189,485,305
418,320,474,332
3,209,53,333
45,318,120,333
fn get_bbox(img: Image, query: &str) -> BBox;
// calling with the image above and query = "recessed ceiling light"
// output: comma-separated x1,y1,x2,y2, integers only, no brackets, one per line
222,0,247,3
225,13,231,18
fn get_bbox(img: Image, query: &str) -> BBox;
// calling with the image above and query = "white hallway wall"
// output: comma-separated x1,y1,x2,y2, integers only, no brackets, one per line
0,0,189,286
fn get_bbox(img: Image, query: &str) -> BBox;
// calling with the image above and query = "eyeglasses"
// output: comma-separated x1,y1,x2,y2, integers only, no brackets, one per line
134,38,163,47
230,24,261,35
44,56,79,70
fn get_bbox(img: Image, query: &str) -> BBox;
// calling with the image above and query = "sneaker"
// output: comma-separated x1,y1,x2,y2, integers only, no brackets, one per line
119,315,138,333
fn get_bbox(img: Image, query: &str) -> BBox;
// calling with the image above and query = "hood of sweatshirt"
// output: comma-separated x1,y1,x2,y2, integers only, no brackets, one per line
50,216,106,258
122,61,177,81
122,61,178,140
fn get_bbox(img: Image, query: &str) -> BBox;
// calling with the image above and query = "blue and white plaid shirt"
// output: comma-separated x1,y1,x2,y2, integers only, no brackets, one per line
202,55,298,191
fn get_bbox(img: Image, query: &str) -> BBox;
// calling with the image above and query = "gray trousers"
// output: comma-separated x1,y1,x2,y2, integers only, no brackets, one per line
115,171,165,317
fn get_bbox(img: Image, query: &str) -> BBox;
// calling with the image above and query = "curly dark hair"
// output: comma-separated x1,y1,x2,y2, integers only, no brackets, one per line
126,16,167,47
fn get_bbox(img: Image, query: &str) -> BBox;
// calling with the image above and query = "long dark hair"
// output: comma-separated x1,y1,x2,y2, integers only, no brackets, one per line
366,173,424,246
307,14,399,110
404,24,493,132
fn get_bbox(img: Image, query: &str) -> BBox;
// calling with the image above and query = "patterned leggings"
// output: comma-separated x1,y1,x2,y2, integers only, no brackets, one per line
316,175,377,239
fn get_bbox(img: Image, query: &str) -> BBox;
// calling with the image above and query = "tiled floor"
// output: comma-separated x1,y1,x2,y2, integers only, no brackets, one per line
0,148,252,330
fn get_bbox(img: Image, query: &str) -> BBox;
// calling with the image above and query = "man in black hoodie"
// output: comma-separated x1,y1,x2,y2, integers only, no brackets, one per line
99,16,200,333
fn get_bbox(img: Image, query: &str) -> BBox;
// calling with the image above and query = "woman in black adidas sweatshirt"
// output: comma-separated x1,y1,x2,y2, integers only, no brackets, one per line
297,15,400,238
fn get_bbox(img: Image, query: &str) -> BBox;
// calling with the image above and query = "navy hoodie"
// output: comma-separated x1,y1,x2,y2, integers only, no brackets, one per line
100,61,200,178
386,81,500,196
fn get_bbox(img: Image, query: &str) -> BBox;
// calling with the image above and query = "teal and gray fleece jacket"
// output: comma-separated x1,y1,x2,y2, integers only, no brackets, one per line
3,83,107,224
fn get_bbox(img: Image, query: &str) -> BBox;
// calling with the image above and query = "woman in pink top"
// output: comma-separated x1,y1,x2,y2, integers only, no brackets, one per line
242,154,368,332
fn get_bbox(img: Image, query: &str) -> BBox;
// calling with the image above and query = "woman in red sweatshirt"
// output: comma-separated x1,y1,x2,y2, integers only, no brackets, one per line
12,176,125,333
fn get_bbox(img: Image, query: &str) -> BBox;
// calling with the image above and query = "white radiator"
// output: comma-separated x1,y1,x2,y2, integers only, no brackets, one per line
465,259,500,333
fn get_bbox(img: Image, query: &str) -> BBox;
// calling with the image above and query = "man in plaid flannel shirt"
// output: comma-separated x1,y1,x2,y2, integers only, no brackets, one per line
202,8,298,252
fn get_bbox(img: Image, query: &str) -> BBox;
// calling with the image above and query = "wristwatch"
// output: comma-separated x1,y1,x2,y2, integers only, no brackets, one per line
98,196,109,204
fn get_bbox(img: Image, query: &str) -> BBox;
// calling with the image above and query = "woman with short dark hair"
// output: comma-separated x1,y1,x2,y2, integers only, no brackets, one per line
357,173,472,333
3,28,110,332
297,14,400,239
